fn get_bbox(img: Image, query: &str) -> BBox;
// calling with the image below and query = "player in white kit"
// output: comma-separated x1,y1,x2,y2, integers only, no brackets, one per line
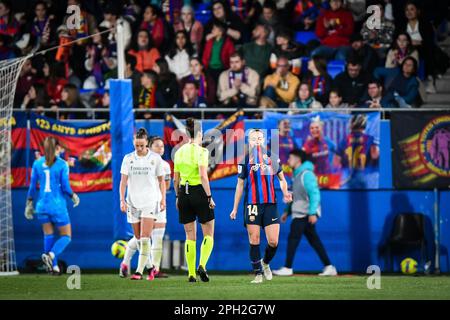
119,128,166,281
119,136,171,278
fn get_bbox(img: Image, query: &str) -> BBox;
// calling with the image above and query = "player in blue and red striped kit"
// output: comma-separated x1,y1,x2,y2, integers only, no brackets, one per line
25,137,80,274
230,129,292,283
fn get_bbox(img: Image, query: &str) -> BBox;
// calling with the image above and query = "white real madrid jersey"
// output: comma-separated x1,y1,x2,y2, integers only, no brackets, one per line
120,150,164,209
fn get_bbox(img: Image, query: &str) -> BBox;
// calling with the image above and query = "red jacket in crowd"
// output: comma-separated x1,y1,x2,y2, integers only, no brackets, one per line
315,8,354,48
202,36,235,70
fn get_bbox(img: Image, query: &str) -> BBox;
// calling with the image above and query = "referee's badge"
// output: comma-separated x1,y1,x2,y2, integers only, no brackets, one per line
238,165,242,174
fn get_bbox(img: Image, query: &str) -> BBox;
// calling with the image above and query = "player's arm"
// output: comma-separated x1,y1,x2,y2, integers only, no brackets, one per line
199,165,215,209
25,162,38,220
277,170,292,203
199,149,215,209
119,174,128,213
155,156,166,211
158,175,166,211
230,178,244,220
61,162,79,207
26,162,38,201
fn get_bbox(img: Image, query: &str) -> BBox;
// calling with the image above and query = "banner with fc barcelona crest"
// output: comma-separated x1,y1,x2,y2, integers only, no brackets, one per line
391,112,450,189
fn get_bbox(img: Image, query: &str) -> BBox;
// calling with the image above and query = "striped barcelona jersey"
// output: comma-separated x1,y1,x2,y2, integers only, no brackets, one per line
238,146,282,205
337,132,377,171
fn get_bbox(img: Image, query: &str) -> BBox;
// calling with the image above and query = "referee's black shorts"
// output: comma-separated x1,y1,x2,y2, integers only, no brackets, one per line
178,185,215,224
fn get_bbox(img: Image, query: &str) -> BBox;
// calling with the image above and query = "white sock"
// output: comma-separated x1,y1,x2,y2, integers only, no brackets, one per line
122,236,138,266
151,228,165,271
137,237,150,274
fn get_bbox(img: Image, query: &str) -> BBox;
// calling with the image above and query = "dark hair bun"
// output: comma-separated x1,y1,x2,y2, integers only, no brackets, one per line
186,117,195,129
136,127,148,139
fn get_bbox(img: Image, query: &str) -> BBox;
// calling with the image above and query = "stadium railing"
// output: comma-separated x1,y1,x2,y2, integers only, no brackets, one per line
12,107,450,121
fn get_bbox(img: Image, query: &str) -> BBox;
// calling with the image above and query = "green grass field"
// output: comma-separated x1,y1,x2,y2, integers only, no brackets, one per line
1,273,450,300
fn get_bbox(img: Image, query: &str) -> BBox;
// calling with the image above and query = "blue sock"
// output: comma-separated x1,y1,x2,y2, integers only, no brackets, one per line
50,235,71,266
44,234,55,253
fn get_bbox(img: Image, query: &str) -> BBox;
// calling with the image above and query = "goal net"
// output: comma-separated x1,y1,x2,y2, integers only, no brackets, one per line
0,56,31,276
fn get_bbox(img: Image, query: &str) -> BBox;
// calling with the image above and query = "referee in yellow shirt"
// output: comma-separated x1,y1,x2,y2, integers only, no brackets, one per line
173,118,216,283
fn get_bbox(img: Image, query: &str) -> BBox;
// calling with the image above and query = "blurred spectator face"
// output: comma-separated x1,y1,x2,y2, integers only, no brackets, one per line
347,63,361,78
396,34,409,50
43,62,50,77
287,153,301,169
229,55,244,72
212,2,225,20
190,59,203,76
68,0,79,6
262,7,274,21
368,83,382,99
22,59,32,74
309,122,322,139
402,59,415,76
212,25,224,38
0,3,9,17
329,0,342,11
61,89,69,102
276,58,290,76
328,91,342,107
252,24,268,40
137,31,149,48
35,3,47,20
102,92,110,107
351,40,363,51
183,83,198,101
143,6,156,22
28,86,37,100
405,4,418,21
181,8,194,24
140,73,154,88
176,32,187,49
298,84,310,101
276,35,289,47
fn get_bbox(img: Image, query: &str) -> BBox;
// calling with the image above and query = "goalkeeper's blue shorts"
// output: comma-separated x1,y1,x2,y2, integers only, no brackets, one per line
37,212,71,227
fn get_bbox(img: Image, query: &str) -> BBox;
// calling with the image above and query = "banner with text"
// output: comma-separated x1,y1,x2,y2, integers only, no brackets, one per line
28,113,112,192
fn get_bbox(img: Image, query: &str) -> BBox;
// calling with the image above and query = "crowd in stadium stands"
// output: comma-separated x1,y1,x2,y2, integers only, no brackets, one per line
1,0,449,119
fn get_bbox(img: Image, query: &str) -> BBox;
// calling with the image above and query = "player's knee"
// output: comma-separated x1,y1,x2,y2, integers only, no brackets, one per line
249,234,260,245
268,239,278,247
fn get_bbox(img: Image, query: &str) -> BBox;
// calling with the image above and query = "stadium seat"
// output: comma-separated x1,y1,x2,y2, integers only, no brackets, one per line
295,31,319,45
327,60,345,79
384,213,427,272
195,10,211,25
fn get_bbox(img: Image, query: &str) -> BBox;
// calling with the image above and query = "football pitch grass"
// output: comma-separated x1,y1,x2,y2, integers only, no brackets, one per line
1,273,450,300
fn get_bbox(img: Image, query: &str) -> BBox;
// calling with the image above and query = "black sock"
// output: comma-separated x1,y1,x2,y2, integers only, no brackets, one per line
263,244,278,264
250,244,262,274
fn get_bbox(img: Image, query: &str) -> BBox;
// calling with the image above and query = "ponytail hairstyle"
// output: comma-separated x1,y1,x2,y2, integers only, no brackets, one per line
43,136,57,167
135,127,148,140
185,117,201,140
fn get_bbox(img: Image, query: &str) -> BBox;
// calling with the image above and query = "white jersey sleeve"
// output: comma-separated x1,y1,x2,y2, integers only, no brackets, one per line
155,154,164,177
162,160,171,181
120,154,130,175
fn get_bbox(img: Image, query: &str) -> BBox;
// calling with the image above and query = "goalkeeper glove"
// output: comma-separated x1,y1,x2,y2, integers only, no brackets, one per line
25,199,34,220
71,193,80,208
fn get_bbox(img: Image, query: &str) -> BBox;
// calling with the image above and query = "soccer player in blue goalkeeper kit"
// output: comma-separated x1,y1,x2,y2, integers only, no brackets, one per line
25,137,80,274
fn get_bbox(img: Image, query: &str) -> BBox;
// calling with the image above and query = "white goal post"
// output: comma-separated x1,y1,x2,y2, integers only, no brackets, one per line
0,56,31,276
